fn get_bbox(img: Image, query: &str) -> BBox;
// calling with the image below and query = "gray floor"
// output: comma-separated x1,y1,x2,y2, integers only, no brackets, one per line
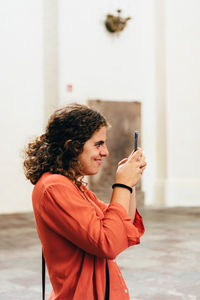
0,207,200,300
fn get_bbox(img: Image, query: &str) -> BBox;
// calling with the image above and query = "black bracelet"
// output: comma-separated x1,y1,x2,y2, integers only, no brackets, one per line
112,183,133,194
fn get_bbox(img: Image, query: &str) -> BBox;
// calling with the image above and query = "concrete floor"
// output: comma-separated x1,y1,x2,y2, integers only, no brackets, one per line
0,207,200,300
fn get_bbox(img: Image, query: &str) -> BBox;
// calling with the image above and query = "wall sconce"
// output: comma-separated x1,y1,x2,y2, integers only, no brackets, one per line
105,9,131,33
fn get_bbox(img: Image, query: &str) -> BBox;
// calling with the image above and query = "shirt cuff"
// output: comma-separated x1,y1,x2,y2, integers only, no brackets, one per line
107,203,145,241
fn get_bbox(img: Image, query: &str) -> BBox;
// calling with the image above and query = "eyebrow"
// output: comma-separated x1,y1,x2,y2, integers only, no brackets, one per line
95,140,105,145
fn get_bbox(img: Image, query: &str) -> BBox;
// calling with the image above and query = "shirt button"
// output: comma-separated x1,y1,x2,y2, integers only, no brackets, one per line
113,259,116,263
124,289,128,293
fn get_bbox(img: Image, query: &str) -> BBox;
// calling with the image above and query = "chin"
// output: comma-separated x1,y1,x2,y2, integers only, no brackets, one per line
85,169,99,176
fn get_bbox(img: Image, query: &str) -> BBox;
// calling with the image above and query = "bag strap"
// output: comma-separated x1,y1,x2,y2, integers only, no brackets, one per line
104,259,110,300
42,250,46,300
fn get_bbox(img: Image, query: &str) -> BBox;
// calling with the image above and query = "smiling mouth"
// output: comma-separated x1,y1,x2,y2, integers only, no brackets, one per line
95,159,102,165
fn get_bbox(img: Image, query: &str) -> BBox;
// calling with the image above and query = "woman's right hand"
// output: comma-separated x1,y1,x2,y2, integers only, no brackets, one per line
115,148,147,188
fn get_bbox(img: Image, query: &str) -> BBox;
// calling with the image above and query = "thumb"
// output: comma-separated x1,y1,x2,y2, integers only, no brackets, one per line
118,158,128,166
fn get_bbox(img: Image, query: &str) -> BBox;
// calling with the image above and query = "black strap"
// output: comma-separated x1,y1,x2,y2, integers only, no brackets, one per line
42,250,46,300
104,259,110,300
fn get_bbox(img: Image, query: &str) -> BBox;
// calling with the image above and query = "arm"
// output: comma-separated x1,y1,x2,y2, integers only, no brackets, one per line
40,182,142,260
129,187,136,222
111,186,138,223
111,149,146,219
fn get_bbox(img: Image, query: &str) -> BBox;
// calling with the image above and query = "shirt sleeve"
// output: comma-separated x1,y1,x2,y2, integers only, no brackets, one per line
40,182,145,260
107,203,145,246
83,186,144,242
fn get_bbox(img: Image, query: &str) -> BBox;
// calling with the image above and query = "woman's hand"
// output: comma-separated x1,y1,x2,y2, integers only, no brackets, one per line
115,148,147,188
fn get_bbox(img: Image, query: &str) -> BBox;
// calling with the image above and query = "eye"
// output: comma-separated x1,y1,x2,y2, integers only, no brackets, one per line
95,141,104,148
96,143,101,148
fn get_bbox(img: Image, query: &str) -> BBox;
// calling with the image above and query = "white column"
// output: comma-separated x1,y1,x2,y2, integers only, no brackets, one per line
43,0,59,123
165,0,200,206
153,0,167,205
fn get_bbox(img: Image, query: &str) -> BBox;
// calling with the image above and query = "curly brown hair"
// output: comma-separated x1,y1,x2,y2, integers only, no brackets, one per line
24,104,108,186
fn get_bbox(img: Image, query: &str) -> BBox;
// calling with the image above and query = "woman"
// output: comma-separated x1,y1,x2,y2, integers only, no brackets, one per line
24,104,146,300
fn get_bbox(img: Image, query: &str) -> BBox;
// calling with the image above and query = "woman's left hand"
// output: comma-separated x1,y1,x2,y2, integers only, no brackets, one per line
118,148,147,174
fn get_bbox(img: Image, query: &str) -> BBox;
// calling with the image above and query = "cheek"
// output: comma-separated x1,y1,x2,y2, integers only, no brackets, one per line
78,147,98,167
79,152,92,166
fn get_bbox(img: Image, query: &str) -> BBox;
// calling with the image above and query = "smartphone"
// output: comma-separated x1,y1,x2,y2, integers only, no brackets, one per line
134,131,139,152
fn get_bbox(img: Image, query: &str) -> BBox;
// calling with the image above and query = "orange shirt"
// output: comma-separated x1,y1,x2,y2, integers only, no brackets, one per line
32,172,145,300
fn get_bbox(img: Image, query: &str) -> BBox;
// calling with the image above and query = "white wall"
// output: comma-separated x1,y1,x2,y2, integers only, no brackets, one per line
58,0,200,207
58,0,157,206
165,0,200,206
0,0,44,213
1,0,200,213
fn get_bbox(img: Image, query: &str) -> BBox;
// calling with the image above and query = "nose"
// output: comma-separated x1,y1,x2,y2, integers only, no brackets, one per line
100,144,109,157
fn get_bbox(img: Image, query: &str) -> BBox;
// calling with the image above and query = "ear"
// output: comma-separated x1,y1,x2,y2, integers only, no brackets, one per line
64,139,72,149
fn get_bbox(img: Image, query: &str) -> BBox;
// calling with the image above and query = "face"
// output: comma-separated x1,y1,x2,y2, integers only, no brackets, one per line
78,126,109,176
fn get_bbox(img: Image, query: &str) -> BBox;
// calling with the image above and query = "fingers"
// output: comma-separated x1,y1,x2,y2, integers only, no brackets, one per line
128,148,143,162
118,149,145,166
128,147,142,158
118,148,147,178
139,156,147,168
140,162,147,172
128,148,147,172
